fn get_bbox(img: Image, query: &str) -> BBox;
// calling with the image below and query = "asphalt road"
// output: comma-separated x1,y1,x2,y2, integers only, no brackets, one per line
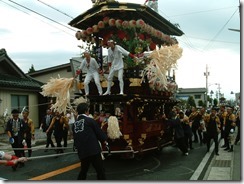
0,141,208,181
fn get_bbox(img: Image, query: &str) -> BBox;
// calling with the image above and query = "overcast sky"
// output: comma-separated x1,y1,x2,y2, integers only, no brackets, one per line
0,0,241,100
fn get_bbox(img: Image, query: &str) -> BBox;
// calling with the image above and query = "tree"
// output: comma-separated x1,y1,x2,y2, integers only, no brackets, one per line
213,98,218,107
187,96,196,108
28,64,35,73
198,100,205,107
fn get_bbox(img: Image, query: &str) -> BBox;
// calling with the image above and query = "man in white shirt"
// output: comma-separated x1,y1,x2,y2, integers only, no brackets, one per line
76,51,103,96
103,40,135,95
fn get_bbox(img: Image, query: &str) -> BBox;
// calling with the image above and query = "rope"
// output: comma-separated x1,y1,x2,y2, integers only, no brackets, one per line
27,151,77,160
1,146,73,151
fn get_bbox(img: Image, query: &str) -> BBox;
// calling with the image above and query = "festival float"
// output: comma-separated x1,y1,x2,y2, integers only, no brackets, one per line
42,0,184,159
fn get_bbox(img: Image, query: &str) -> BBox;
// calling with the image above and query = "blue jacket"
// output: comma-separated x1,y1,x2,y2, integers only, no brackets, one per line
73,114,107,159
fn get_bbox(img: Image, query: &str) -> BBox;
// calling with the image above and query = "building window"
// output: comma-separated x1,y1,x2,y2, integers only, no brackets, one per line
194,95,201,99
11,95,28,112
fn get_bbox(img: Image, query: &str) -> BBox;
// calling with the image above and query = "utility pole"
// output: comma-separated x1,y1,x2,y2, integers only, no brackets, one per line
204,64,210,107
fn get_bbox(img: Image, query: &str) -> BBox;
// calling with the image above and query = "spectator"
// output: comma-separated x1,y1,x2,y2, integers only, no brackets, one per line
22,109,35,157
73,102,108,180
40,109,55,152
5,109,27,168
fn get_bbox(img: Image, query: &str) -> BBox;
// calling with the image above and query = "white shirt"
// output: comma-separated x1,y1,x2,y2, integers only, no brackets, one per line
108,45,130,70
79,57,100,74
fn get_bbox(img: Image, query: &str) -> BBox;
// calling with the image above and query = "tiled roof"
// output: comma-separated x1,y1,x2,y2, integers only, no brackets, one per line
0,73,43,91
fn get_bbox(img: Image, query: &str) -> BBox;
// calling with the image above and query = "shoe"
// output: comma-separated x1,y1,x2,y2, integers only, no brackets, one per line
224,147,230,151
103,91,111,95
184,152,189,156
221,145,227,148
119,92,124,95
215,153,219,156
228,148,233,152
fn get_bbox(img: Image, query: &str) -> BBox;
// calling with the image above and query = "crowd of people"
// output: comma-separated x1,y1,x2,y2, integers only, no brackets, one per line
1,103,240,180
164,105,240,156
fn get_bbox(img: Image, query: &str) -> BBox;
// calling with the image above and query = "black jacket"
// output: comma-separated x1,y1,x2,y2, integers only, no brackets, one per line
73,114,108,159
167,117,185,139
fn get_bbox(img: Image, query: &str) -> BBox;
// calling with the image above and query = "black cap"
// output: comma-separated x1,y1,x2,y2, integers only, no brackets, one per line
11,109,19,114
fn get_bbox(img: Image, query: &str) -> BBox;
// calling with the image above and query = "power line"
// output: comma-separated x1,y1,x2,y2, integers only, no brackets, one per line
37,0,74,19
0,0,75,37
186,36,239,44
202,8,239,51
169,6,237,17
6,0,77,32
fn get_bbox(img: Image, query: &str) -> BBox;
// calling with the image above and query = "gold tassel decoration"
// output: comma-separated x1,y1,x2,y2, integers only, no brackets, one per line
107,116,122,140
40,76,75,114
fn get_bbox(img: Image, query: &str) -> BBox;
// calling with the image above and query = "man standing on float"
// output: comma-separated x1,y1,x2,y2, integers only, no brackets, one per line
76,51,103,96
103,40,134,95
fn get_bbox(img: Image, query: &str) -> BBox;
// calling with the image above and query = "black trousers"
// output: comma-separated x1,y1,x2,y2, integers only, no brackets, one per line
63,128,68,147
46,130,55,148
78,153,106,180
206,133,219,154
184,132,193,149
26,138,32,157
12,136,25,157
175,137,188,154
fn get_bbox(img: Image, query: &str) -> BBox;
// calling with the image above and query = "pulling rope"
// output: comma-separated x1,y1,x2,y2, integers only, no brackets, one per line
27,151,76,160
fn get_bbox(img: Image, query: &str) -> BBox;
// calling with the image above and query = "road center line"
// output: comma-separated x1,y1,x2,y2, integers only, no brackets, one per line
28,162,80,180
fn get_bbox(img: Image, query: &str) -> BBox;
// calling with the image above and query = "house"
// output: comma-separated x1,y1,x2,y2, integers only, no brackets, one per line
0,49,44,133
28,57,83,98
176,87,207,107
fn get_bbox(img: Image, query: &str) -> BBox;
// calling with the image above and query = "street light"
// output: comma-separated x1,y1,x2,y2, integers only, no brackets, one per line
204,65,210,107
208,83,221,106
210,90,214,106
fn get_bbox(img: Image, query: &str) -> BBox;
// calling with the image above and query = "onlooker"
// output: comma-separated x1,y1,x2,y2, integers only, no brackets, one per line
5,109,27,168
73,102,108,180
22,109,35,157
40,109,55,152
205,108,221,155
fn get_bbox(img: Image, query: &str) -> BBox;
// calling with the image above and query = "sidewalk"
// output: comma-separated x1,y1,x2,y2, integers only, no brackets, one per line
203,138,241,180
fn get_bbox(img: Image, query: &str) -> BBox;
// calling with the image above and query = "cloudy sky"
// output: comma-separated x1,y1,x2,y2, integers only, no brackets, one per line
0,0,241,100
